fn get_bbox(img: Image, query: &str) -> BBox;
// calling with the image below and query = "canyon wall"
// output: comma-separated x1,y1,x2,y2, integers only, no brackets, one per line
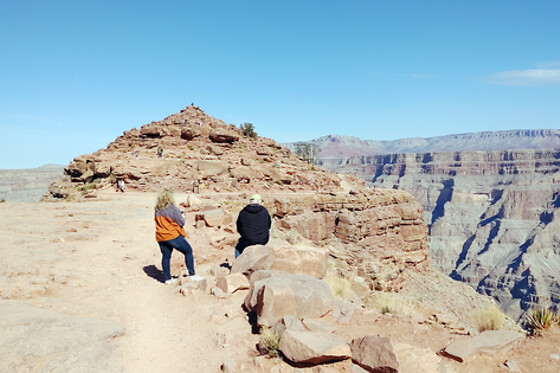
321,149,560,320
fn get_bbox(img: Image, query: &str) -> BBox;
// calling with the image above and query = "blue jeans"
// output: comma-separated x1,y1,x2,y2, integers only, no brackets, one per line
158,235,195,281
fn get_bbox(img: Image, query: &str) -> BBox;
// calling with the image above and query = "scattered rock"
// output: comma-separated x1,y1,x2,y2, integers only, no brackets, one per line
350,335,399,373
442,330,524,362
279,329,351,365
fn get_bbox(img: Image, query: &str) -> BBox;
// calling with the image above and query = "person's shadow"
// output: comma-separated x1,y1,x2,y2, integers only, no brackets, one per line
143,265,164,283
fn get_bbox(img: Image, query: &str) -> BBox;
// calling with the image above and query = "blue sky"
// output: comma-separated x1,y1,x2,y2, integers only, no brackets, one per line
1,1,559,169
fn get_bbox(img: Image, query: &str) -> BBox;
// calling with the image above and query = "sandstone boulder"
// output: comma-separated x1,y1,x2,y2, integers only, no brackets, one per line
268,241,329,279
232,241,328,279
209,128,239,143
244,272,334,327
279,329,351,365
350,335,399,373
442,330,524,362
216,273,250,294
231,245,274,276
195,208,232,227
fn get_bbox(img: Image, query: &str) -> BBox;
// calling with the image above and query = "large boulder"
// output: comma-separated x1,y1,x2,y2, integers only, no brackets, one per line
279,329,351,365
268,241,329,279
231,245,275,276
232,240,328,279
244,272,334,327
350,335,399,373
442,330,524,362
209,128,239,143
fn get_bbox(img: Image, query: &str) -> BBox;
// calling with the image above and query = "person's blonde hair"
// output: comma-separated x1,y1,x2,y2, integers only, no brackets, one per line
155,188,175,210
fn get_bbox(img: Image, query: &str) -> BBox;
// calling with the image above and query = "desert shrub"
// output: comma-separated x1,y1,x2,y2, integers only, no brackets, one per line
0,198,5,203
240,122,257,139
380,306,393,314
324,276,352,299
473,304,505,332
526,307,557,334
258,326,280,358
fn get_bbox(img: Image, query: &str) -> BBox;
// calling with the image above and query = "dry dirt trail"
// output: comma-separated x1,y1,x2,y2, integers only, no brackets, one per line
0,191,260,372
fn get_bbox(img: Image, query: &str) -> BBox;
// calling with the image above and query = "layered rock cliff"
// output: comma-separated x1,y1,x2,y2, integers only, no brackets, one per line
45,105,428,292
321,149,560,320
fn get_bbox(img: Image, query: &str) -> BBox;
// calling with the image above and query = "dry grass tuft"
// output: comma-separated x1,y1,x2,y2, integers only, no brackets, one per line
473,304,506,332
368,292,413,315
324,276,353,299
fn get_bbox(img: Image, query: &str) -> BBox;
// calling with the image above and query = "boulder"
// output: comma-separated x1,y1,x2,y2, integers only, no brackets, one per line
269,241,329,279
244,272,334,327
193,160,229,177
350,335,399,373
442,330,524,362
216,273,250,294
209,128,239,143
196,208,232,227
231,245,274,276
272,315,305,338
279,329,351,365
232,241,328,279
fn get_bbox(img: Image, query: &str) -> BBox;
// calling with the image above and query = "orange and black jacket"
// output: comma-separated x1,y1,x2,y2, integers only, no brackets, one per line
155,204,187,242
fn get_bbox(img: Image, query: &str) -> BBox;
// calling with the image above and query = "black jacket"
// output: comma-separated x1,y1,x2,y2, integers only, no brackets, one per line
236,204,271,245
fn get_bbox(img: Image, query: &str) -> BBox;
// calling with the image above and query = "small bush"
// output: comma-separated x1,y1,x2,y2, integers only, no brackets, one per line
380,306,393,314
526,307,557,334
240,122,257,139
0,198,5,203
473,304,505,332
258,326,280,358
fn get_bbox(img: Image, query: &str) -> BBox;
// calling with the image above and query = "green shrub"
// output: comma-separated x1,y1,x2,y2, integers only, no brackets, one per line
0,198,5,203
526,307,557,334
473,304,505,332
240,122,257,139
259,326,280,357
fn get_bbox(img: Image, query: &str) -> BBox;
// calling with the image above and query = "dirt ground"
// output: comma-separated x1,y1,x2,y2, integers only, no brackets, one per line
1,190,559,372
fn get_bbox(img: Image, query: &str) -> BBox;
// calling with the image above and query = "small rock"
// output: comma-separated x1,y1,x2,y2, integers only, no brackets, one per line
503,359,521,372
220,358,236,373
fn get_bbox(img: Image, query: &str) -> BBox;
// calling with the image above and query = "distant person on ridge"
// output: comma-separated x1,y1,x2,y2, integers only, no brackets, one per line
154,188,202,283
235,193,271,258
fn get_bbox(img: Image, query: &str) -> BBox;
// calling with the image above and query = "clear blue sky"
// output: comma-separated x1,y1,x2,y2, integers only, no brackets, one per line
1,1,559,169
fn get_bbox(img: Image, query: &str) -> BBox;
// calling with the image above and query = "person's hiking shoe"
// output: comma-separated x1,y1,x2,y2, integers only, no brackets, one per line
189,274,204,281
165,278,177,284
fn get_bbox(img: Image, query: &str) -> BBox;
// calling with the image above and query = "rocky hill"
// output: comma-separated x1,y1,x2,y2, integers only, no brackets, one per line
304,131,560,321
0,164,63,202
45,105,429,292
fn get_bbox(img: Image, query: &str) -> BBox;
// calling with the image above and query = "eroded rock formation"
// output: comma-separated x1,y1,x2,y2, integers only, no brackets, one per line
322,149,560,320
